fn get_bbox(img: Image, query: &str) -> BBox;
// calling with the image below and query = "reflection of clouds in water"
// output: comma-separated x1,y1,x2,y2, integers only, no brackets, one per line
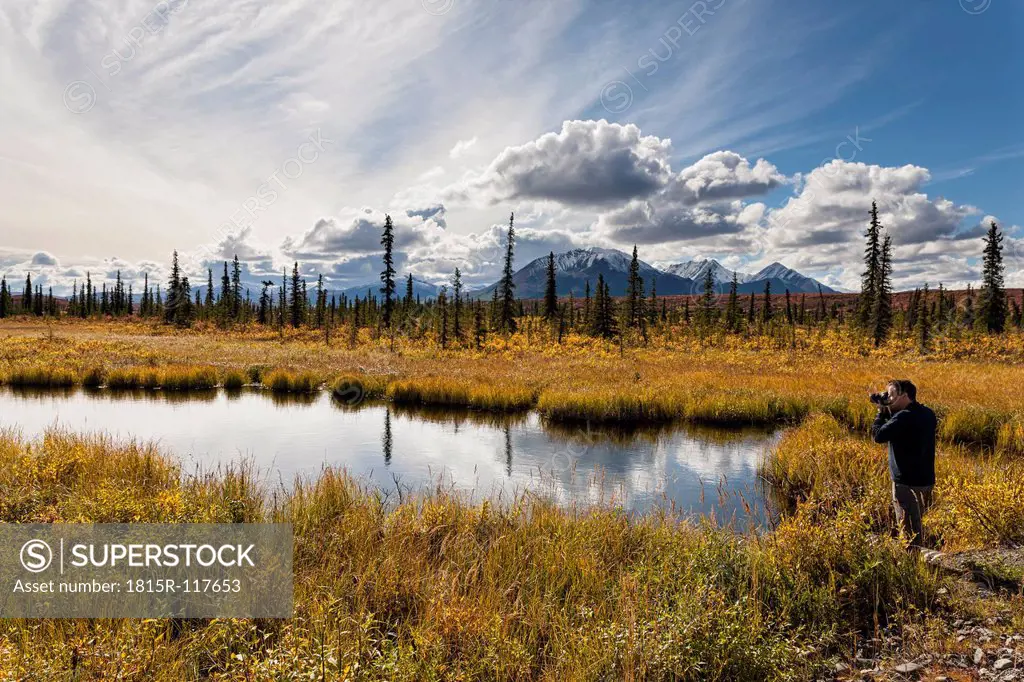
0,389,777,522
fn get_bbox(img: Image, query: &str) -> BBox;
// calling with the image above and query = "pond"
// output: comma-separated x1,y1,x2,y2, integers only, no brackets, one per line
0,388,781,525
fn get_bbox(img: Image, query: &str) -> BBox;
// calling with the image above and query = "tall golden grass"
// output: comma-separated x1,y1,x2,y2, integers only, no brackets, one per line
0,428,939,680
762,413,1024,550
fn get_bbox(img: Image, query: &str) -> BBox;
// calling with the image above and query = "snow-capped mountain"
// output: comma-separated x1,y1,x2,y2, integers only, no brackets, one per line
469,248,838,299
662,259,753,286
661,259,835,294
468,247,697,299
748,262,837,294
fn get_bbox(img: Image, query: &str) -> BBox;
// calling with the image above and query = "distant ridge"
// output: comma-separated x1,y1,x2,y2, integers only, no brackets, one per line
468,248,837,299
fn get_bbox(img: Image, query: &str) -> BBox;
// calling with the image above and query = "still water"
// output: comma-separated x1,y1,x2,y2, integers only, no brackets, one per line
0,388,780,524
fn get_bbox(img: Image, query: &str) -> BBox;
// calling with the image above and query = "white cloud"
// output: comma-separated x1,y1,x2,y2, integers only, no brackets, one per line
444,120,673,207
449,137,478,159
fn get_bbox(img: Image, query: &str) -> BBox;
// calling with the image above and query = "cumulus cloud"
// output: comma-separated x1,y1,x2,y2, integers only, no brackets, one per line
281,205,447,261
767,161,978,249
666,151,787,206
444,120,673,207
596,199,764,245
31,252,59,266
589,151,780,249
762,161,991,289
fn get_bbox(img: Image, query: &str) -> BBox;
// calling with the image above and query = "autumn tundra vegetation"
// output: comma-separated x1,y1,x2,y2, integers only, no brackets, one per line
1,205,1023,679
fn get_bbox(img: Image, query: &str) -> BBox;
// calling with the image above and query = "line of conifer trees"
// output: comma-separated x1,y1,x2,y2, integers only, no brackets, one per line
0,205,1020,351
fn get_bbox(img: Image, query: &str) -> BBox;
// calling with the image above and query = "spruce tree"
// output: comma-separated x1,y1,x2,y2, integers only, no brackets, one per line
290,262,303,327
437,286,448,349
543,252,558,320
936,283,947,326
177,276,192,325
858,201,883,329
0,277,7,318
22,273,32,314
761,280,772,324
205,268,215,311
725,272,740,331
916,283,931,353
165,251,181,323
978,220,1007,333
380,214,396,327
699,265,717,327
871,233,894,346
498,212,517,332
452,268,463,341
405,274,414,306
231,255,242,319
626,246,643,327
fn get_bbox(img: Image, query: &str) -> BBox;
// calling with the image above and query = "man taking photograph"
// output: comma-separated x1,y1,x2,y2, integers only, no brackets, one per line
870,379,937,548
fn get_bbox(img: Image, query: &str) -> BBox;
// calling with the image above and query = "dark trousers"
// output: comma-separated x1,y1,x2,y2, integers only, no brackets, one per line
892,483,933,547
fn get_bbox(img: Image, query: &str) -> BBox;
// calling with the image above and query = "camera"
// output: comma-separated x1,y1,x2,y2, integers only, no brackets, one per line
869,391,891,406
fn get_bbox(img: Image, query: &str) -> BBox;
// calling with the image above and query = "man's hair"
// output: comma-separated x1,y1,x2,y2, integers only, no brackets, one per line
888,379,917,402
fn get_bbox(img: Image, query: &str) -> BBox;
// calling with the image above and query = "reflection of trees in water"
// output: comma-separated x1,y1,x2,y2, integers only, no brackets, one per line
267,391,318,407
382,408,392,467
505,424,512,477
88,387,219,404
4,385,79,401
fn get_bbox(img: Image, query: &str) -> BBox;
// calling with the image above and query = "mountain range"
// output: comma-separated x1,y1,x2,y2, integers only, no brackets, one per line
467,248,837,299
190,248,837,303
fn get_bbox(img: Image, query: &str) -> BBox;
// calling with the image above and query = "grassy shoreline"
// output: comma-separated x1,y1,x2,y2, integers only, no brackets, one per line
3,319,1023,452
0,427,941,680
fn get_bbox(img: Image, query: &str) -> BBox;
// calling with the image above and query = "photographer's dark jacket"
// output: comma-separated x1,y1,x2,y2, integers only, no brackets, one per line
871,402,937,487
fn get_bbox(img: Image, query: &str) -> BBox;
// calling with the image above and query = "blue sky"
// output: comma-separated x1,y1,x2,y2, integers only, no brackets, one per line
0,0,1020,293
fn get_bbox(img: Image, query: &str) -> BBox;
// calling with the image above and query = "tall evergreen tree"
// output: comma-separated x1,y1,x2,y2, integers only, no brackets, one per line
871,233,894,346
498,212,517,332
858,201,883,329
0,277,8,318
725,272,740,331
231,255,242,319
590,274,618,339
165,251,181,323
699,265,717,327
978,220,1008,333
916,283,931,353
380,214,396,327
543,252,558,320
626,245,643,328
452,268,463,341
22,273,32,314
761,280,772,324
437,286,449,349
220,262,231,314
405,273,414,306
140,272,150,317
205,268,215,310
278,268,288,328
290,262,304,327
936,283,947,326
